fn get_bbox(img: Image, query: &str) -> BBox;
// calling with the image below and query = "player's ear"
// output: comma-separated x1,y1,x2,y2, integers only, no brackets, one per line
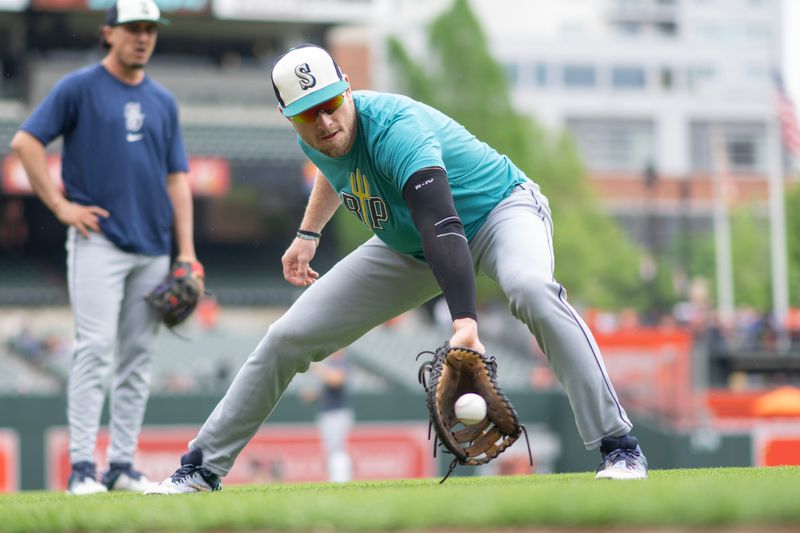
100,25,114,49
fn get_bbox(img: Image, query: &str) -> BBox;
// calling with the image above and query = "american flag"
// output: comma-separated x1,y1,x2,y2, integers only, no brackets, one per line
774,72,800,157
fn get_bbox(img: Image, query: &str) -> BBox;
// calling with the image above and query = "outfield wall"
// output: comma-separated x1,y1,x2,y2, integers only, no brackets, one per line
0,391,756,491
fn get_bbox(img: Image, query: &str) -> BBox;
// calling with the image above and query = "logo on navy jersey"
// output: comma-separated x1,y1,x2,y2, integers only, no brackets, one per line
341,169,389,230
124,102,145,143
295,63,316,91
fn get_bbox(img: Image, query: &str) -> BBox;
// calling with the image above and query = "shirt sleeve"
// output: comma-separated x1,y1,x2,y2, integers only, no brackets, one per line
20,76,80,146
372,108,444,191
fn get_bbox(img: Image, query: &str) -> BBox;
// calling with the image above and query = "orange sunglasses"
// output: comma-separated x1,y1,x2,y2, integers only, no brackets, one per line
289,93,346,124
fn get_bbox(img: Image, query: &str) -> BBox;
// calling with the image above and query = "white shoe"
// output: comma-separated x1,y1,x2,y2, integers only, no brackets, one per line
68,477,109,495
106,471,156,492
144,449,222,495
595,435,649,480
102,463,157,492
67,462,108,495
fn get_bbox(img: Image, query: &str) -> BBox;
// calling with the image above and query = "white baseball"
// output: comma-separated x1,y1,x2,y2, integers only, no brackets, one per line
454,393,487,426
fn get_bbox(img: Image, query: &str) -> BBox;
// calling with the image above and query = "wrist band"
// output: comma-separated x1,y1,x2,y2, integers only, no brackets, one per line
296,229,321,241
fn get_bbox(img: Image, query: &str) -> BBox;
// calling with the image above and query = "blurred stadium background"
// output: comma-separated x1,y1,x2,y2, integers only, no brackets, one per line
1,0,800,491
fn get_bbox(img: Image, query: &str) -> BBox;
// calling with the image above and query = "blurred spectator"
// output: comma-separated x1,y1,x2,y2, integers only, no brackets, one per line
700,313,732,355
7,325,70,368
212,361,231,392
0,199,29,256
739,309,777,351
7,326,46,363
754,312,777,352
304,349,355,483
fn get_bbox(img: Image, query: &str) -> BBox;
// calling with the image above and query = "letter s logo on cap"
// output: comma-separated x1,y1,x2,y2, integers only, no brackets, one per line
295,63,317,90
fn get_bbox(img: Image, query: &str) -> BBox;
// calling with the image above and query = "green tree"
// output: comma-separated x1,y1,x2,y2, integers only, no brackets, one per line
382,0,643,309
685,204,777,312
730,206,771,310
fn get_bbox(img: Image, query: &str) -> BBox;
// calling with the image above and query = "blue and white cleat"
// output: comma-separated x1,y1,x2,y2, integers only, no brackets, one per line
67,461,108,495
595,435,648,480
102,463,156,492
144,449,221,494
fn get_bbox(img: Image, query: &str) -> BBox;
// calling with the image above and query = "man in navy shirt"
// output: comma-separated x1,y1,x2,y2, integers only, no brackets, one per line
10,0,202,494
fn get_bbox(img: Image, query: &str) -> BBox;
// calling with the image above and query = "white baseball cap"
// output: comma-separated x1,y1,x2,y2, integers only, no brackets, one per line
271,44,350,118
105,0,170,26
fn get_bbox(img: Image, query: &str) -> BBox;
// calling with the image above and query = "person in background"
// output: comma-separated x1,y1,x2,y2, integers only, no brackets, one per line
0,199,29,256
10,0,201,494
308,349,355,483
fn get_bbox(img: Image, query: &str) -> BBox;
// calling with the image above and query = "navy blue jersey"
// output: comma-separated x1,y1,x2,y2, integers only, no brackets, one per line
21,64,188,255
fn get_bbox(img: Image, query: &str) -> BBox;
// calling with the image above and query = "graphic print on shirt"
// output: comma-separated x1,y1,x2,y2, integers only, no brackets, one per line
340,169,389,230
125,102,145,143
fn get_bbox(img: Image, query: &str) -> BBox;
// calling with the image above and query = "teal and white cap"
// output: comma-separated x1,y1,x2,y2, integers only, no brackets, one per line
271,44,350,118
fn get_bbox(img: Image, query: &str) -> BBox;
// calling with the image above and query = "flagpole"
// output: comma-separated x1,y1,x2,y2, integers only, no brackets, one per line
766,118,791,353
710,125,735,326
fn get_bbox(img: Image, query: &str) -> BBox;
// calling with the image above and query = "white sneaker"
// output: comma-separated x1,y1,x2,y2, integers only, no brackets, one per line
145,449,222,495
107,471,156,492
67,462,109,495
102,463,157,492
595,435,648,480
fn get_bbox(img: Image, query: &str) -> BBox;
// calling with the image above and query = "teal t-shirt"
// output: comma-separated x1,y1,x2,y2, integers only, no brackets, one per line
300,91,526,257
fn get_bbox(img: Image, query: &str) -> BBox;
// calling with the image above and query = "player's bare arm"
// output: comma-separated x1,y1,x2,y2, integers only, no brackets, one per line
282,172,339,287
298,171,340,234
10,130,109,238
166,171,203,294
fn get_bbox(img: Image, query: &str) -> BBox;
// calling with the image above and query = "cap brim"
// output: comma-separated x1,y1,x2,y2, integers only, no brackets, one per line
111,17,170,26
281,80,349,117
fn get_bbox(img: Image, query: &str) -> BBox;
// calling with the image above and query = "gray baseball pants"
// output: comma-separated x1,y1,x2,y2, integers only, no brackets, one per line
191,181,632,476
66,227,168,465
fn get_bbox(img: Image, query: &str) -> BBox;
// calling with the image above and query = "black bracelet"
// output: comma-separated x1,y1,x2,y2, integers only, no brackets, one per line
296,229,321,241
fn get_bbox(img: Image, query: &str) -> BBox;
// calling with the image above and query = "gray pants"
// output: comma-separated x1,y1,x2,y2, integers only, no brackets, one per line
66,227,168,465
191,182,632,476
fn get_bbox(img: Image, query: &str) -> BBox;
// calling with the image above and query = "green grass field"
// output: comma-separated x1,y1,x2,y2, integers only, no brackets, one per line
0,467,798,532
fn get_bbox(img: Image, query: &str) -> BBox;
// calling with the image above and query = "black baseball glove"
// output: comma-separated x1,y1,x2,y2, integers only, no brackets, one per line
146,261,204,328
417,342,531,482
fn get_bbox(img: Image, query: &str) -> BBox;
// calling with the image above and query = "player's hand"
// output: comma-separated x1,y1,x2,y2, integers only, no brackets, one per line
282,238,320,287
175,255,205,296
53,201,109,238
449,317,485,354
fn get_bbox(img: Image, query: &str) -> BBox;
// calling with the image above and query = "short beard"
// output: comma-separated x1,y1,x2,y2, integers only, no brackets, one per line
129,63,146,70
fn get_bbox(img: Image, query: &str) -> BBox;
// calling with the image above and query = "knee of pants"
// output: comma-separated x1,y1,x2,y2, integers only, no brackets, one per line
73,335,116,369
262,320,326,374
504,274,559,322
